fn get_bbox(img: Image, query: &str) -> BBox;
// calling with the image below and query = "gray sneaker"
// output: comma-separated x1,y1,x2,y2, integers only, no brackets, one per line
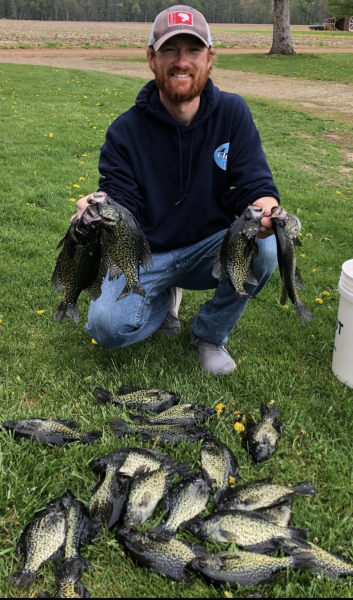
190,315,236,376
155,287,183,336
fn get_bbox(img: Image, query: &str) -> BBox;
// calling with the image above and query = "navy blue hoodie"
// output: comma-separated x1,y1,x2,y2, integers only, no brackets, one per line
98,78,280,252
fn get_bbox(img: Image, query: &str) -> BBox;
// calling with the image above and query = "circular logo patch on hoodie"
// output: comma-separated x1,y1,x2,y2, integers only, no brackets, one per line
214,143,229,171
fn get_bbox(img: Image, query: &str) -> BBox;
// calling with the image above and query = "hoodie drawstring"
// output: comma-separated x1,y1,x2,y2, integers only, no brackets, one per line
175,128,195,206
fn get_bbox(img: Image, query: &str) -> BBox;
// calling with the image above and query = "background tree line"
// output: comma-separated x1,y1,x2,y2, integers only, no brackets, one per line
1,0,348,24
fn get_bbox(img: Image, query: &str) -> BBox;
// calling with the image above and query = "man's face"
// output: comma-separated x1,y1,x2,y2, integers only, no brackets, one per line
147,34,213,104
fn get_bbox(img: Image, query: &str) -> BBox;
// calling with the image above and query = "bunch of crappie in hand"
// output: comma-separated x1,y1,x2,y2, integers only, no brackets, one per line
4,389,353,597
51,200,312,329
51,192,152,325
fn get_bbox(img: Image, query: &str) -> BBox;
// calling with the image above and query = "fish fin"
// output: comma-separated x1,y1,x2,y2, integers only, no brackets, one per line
116,281,146,301
55,420,80,429
253,241,259,256
260,405,282,421
56,235,66,250
82,431,102,445
111,419,132,438
289,552,320,572
51,267,65,293
53,301,79,326
139,234,153,271
54,557,88,582
116,385,142,395
280,286,288,306
258,502,292,528
94,387,118,405
295,267,305,291
84,281,103,301
274,420,283,435
292,482,316,497
130,415,144,423
148,523,174,540
5,568,37,587
244,268,258,286
213,487,226,504
108,264,123,281
295,301,313,328
294,236,303,247
212,255,224,281
288,526,311,542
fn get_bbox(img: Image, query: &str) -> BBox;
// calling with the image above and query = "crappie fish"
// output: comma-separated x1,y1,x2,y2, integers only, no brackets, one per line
111,418,211,446
2,419,101,446
90,194,152,300
201,437,239,503
90,447,187,478
6,495,68,587
254,502,292,528
89,465,129,538
131,403,216,427
212,205,265,298
291,541,353,579
150,475,210,539
242,405,282,463
51,209,102,325
185,509,310,553
190,550,316,587
123,465,175,527
52,557,89,598
116,528,210,583
270,206,313,327
217,476,316,512
94,385,180,414
61,495,91,561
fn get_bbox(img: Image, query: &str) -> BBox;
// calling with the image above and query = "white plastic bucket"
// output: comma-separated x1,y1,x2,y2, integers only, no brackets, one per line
332,259,353,388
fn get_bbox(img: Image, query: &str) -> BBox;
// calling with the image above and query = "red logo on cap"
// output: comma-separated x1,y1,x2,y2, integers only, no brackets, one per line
168,11,193,26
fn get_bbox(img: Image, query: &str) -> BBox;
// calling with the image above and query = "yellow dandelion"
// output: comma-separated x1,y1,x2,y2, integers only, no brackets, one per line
70,198,76,202
234,422,245,433
93,126,97,129
96,103,101,106
298,232,302,237
79,195,84,198
0,319,3,323
73,184,80,188
322,291,330,297
324,237,330,241
215,403,225,418
336,191,341,195
49,133,53,138
229,476,236,485
282,305,289,309
316,298,323,304
306,233,312,237
92,339,98,345
312,268,317,273
84,96,88,99
79,162,85,165
79,177,85,181
83,154,87,157
234,410,241,415
26,203,30,206
300,254,306,258
301,429,306,435
37,310,45,314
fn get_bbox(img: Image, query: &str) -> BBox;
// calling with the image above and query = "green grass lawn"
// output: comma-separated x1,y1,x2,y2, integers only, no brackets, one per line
212,28,353,38
0,64,353,598
216,52,353,83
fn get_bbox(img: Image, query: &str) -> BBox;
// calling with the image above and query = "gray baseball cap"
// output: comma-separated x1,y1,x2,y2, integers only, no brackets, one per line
149,5,212,51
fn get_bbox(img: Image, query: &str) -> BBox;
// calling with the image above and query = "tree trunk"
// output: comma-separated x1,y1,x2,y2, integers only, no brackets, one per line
270,0,296,55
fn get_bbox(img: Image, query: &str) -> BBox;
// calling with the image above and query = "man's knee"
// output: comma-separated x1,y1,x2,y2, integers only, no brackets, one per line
85,300,138,349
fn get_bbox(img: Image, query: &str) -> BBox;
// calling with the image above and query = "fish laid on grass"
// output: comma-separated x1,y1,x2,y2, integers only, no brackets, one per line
270,206,313,327
94,385,180,414
255,501,292,528
185,510,310,553
51,207,102,325
111,419,211,446
190,550,317,587
242,405,282,463
123,464,179,528
131,403,216,427
212,205,265,298
91,194,153,300
117,529,210,583
52,557,90,598
90,447,187,478
89,465,129,538
6,494,69,587
216,476,316,512
150,476,211,539
201,437,239,503
61,495,91,561
291,542,353,580
2,419,101,446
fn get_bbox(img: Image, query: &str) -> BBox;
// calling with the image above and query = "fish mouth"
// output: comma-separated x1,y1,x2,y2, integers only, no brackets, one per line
270,206,288,220
246,205,266,220
88,192,107,204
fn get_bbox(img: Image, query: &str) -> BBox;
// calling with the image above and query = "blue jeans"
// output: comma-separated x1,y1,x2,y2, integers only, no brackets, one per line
85,230,277,348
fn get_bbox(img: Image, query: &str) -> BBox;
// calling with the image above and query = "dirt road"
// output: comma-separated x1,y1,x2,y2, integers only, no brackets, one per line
1,46,352,120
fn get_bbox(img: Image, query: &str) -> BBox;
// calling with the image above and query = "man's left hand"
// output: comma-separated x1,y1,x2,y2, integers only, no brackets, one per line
253,197,279,239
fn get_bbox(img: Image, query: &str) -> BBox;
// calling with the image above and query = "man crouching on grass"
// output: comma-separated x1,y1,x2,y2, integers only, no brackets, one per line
74,5,279,376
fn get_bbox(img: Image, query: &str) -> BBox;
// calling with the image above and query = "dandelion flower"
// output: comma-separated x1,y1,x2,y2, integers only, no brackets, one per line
83,154,87,157
324,237,330,241
298,232,302,237
234,410,241,415
229,476,236,485
215,403,225,418
70,198,76,202
92,339,98,345
49,133,53,138
322,291,330,297
37,310,45,314
300,253,306,258
73,184,80,188
301,429,306,435
306,233,312,237
316,298,323,304
336,191,341,195
0,319,3,323
79,177,85,181
234,422,245,433
312,268,317,273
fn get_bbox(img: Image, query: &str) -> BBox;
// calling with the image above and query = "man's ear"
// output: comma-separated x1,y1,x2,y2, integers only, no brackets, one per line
146,48,155,73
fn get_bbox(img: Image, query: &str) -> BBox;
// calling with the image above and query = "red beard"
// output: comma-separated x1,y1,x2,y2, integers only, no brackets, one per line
154,65,211,103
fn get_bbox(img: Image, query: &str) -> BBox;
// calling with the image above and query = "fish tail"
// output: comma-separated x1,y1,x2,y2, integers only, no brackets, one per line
293,482,316,497
6,568,37,587
82,431,102,444
94,387,116,405
288,552,320,572
288,526,311,543
111,419,132,438
149,523,174,540
260,404,282,420
53,301,79,325
294,301,313,328
55,557,88,582
116,281,146,301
